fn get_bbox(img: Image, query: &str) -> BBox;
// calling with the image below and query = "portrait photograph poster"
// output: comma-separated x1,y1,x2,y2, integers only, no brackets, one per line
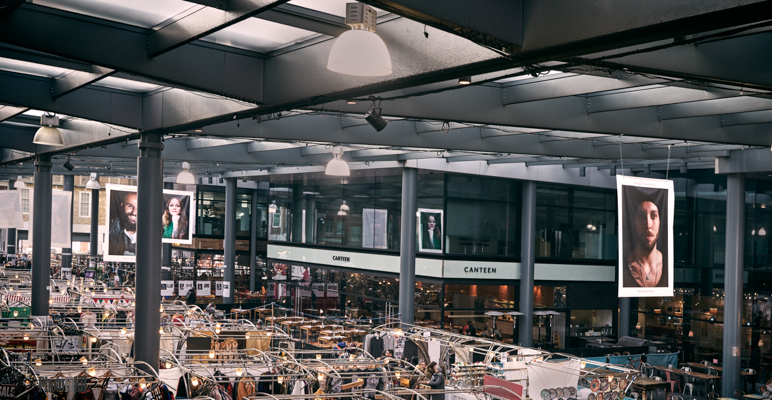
0,191,23,229
27,190,72,249
417,208,443,253
104,184,195,262
617,176,674,298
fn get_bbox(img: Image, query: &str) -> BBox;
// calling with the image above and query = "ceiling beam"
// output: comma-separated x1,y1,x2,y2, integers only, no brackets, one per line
659,96,772,120
0,105,28,122
502,73,664,105
52,67,115,99
587,86,737,113
0,4,266,104
147,0,291,57
256,4,347,37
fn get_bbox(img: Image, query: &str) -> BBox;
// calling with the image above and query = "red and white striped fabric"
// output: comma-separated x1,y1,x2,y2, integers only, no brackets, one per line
5,294,30,306
51,295,70,304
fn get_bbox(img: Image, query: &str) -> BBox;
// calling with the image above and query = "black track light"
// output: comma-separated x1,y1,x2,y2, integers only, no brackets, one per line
63,160,74,171
365,107,388,132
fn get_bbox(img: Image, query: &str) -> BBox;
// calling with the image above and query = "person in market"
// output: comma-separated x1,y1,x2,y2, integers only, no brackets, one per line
423,364,446,400
186,286,197,305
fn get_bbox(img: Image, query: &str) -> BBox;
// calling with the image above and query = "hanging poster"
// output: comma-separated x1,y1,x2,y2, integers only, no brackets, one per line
161,189,195,244
0,191,23,229
178,280,194,296
617,176,674,298
105,184,196,262
312,283,326,297
50,190,73,248
161,281,175,296
215,281,223,296
417,208,443,253
27,190,73,248
363,208,388,249
326,282,338,297
222,282,231,298
197,281,211,297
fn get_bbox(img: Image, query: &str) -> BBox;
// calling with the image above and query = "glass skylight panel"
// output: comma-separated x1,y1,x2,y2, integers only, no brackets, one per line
0,57,71,78
92,77,162,92
202,18,317,53
34,0,197,29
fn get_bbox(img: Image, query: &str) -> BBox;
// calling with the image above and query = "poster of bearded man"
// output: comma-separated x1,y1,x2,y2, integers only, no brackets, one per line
617,176,674,298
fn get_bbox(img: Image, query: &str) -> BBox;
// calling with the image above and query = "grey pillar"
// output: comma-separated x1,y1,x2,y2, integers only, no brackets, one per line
162,182,174,268
61,175,74,279
134,132,163,373
31,155,52,321
399,167,417,324
7,179,16,256
519,181,536,346
249,189,258,293
89,186,99,268
291,183,303,243
305,194,315,244
619,297,630,338
723,173,745,397
223,178,237,303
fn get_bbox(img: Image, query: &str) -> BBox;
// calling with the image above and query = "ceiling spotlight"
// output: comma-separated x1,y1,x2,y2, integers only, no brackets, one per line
13,176,25,189
268,200,277,213
346,100,357,105
458,76,472,85
365,107,387,132
327,3,391,77
325,146,350,176
177,161,195,185
63,160,74,171
85,173,101,190
33,114,65,146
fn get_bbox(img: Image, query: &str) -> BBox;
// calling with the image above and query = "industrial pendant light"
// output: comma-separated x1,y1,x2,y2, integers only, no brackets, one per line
33,113,65,146
176,162,195,184
13,176,25,189
338,200,350,216
85,173,101,190
268,200,277,213
327,3,391,77
325,146,350,176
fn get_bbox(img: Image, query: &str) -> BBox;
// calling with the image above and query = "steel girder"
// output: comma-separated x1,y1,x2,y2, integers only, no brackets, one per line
52,67,115,99
147,0,290,57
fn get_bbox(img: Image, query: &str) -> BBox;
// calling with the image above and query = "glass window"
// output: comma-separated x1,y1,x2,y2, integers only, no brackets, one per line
79,191,90,218
535,183,617,260
196,186,252,237
21,188,29,213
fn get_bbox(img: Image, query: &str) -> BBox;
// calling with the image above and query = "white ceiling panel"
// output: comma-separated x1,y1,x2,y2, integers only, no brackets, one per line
34,0,197,29
0,57,71,78
202,18,318,53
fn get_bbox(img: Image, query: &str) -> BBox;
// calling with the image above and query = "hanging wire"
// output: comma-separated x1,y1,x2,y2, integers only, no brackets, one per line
665,145,671,180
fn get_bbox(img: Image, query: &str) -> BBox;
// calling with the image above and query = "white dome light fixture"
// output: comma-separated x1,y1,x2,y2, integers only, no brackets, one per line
338,200,350,216
325,146,350,176
327,3,391,77
268,200,278,213
85,173,101,190
13,176,25,189
176,162,195,184
33,113,65,146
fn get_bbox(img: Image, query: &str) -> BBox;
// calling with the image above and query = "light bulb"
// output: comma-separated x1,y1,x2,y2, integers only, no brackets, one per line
209,350,215,359
104,311,109,318
278,376,284,384
77,306,82,313
318,373,324,381
9,287,12,291
191,377,199,386
165,361,171,369
91,336,97,343
23,334,29,341
159,328,164,334
245,333,250,339
160,306,164,313
236,368,243,377
13,311,18,317
49,298,53,304
80,356,88,365
35,359,42,367
215,328,221,334
215,323,221,328
316,354,322,360
120,327,127,336
88,367,96,377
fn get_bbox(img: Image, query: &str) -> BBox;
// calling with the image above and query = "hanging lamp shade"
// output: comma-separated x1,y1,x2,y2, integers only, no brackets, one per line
85,173,101,190
33,126,65,146
176,161,195,184
268,200,277,213
327,29,392,77
13,176,25,189
325,146,350,176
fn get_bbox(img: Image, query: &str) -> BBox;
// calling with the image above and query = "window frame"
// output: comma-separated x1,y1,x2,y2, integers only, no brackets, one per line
79,191,91,218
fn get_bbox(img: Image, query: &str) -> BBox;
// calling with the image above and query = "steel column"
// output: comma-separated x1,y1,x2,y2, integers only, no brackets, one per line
249,189,258,293
223,178,236,303
134,132,163,374
519,180,536,346
61,175,74,279
7,178,16,256
89,186,98,268
619,297,631,338
305,194,315,243
162,182,174,269
722,173,745,397
31,155,52,321
399,167,417,325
